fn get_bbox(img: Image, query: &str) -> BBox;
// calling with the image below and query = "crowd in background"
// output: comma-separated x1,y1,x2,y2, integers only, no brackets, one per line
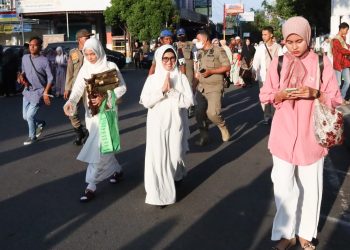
0,44,68,98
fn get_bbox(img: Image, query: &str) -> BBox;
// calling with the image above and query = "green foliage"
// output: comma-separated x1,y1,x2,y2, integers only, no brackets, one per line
250,0,330,41
104,0,178,41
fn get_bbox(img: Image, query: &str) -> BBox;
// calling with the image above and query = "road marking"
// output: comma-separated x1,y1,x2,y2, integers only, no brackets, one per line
320,214,350,229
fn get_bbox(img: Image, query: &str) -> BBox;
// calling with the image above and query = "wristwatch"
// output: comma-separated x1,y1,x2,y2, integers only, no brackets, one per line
315,90,321,99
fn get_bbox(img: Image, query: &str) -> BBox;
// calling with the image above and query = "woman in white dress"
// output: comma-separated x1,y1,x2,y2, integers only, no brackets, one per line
54,46,67,97
63,38,127,202
140,45,194,207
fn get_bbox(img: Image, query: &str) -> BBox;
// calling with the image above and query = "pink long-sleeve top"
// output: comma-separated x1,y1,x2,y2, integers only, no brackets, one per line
259,51,343,166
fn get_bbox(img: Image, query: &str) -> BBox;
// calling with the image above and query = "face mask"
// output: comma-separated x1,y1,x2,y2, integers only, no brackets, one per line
196,41,204,49
178,36,186,42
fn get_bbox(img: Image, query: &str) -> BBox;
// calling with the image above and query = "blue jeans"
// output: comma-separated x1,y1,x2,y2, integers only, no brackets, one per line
22,98,43,139
335,68,350,98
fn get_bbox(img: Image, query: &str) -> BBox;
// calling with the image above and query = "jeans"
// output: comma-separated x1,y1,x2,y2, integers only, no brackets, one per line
22,98,43,139
335,68,350,98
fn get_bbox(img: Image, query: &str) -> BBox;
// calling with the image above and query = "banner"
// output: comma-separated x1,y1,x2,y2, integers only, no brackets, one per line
16,0,111,14
0,23,31,33
239,12,254,22
224,3,244,15
0,12,19,22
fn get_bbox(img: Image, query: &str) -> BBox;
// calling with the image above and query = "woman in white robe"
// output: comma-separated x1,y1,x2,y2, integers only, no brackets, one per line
54,46,67,97
140,45,194,207
63,38,127,202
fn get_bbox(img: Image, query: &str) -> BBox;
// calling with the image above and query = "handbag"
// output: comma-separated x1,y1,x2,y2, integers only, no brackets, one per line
99,91,121,154
314,99,344,147
239,58,252,79
313,57,344,148
223,75,232,88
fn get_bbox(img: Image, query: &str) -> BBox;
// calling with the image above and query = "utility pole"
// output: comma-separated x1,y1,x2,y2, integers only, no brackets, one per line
207,0,210,27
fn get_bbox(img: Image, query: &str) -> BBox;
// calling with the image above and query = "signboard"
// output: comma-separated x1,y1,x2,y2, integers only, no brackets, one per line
16,0,111,14
0,23,31,33
224,3,244,15
194,0,211,8
194,0,212,17
239,12,254,22
0,12,19,22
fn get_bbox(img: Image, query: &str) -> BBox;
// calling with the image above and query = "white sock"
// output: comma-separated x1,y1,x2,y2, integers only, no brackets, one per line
86,183,96,192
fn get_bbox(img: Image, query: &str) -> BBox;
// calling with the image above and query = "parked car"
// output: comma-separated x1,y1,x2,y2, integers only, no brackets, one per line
140,51,154,69
45,41,126,69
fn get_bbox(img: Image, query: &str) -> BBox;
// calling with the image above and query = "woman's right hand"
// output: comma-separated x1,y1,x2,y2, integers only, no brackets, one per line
162,72,171,94
274,90,298,103
63,101,74,116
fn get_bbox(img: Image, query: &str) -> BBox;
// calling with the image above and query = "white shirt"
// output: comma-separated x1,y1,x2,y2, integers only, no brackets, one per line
252,42,283,83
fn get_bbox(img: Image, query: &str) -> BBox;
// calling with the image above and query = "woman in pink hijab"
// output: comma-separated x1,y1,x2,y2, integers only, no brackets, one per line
260,17,342,250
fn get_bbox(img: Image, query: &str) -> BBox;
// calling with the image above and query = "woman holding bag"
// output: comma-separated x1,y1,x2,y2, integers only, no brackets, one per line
63,38,126,202
140,45,194,208
260,17,342,249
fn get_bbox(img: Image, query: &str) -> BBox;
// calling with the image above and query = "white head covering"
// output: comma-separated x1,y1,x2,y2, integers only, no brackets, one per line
154,45,184,93
55,46,65,64
81,37,109,78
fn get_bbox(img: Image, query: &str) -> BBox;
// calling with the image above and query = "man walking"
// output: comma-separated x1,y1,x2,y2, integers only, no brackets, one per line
194,30,231,146
20,36,53,145
252,26,282,124
64,29,92,145
332,22,350,101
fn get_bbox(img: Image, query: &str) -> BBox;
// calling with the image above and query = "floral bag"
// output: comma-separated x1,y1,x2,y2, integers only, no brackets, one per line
314,99,344,147
313,56,344,148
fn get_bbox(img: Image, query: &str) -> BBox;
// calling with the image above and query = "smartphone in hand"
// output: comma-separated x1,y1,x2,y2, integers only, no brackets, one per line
285,88,298,93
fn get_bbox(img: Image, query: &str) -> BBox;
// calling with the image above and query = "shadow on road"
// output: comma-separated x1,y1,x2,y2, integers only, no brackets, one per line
0,142,146,250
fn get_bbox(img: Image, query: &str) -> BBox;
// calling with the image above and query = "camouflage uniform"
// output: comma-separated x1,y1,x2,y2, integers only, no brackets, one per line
195,45,231,145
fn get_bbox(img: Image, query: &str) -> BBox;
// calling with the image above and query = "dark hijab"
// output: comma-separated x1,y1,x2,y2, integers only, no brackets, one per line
241,39,256,64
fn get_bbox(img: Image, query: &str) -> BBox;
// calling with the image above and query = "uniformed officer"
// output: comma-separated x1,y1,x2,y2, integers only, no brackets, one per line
64,29,92,145
174,28,196,117
194,30,231,146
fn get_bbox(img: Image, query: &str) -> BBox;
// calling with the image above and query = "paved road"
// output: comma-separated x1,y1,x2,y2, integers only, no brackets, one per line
0,67,349,250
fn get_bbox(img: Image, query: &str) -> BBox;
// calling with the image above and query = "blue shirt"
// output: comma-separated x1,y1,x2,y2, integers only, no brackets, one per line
22,54,53,104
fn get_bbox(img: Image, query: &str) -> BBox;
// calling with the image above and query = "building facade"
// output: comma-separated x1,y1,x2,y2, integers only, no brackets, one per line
331,0,350,41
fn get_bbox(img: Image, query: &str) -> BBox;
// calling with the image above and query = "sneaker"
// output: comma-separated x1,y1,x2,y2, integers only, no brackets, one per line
109,171,124,184
80,189,95,203
23,137,37,145
36,122,46,138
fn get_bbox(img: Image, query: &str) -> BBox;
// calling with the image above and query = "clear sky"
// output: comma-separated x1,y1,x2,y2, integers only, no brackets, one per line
210,0,264,23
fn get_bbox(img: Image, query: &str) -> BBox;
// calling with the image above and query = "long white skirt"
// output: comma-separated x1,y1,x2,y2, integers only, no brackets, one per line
78,112,122,185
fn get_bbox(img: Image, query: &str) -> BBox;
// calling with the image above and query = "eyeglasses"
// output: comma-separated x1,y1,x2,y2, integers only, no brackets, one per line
162,56,176,63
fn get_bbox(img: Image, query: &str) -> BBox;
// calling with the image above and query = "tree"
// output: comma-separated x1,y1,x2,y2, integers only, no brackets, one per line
104,0,179,41
249,0,331,41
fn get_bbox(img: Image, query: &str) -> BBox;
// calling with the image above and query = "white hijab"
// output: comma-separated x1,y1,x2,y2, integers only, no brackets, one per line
80,37,109,78
154,44,184,94
55,46,65,64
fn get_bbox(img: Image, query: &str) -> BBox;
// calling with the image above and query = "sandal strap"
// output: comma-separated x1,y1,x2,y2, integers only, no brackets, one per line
302,243,316,249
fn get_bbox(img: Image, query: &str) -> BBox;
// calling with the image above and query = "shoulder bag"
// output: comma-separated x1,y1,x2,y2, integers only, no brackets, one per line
313,56,344,147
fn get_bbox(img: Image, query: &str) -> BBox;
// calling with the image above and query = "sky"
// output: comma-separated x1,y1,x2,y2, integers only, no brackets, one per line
210,0,264,23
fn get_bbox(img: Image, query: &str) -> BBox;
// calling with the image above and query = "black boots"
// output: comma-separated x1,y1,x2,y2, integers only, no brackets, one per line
195,129,209,146
74,126,88,146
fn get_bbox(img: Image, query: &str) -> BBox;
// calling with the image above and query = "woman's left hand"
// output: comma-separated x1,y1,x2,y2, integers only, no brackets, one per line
91,94,104,107
290,86,319,99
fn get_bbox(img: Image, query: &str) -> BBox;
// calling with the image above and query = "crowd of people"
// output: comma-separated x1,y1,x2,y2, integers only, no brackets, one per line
8,15,350,250
0,42,69,98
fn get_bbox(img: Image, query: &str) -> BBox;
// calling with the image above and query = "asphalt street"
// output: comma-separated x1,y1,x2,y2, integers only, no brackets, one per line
0,67,349,250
